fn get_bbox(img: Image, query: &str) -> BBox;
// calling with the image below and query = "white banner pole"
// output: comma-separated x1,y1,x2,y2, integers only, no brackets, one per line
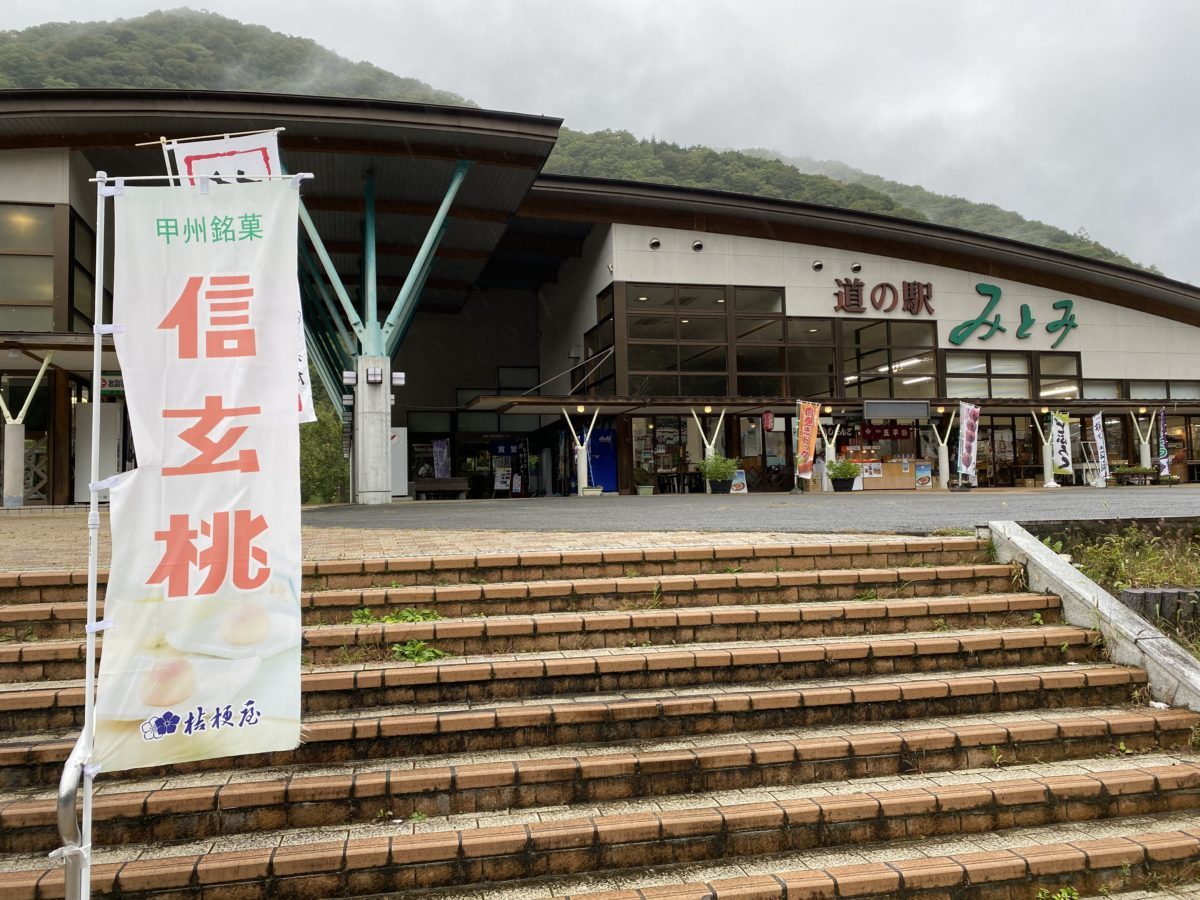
81,170,110,900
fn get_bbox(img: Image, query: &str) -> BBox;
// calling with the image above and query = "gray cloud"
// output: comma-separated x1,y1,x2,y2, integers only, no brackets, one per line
12,0,1199,282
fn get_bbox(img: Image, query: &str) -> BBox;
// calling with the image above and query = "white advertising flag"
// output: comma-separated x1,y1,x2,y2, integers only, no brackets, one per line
1091,413,1110,481
167,131,315,424
93,180,302,772
956,401,981,479
1051,412,1074,476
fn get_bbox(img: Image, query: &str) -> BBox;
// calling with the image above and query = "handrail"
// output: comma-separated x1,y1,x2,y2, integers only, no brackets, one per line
54,732,88,900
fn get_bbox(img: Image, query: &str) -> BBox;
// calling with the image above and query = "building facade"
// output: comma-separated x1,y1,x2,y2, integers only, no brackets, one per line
1,90,1198,503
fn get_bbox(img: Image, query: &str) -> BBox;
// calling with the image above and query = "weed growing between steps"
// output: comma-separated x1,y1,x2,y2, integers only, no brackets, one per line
350,607,442,625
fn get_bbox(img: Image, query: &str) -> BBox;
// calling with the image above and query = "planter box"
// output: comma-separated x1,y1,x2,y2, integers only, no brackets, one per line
635,485,654,496
581,487,604,497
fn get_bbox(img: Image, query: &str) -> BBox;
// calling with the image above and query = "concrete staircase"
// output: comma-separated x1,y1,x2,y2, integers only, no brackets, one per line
1,535,1198,899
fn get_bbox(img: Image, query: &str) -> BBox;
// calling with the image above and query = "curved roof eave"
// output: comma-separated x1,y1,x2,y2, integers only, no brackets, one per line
522,174,1200,327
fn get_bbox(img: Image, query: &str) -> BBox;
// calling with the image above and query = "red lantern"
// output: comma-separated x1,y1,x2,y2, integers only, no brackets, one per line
762,412,774,431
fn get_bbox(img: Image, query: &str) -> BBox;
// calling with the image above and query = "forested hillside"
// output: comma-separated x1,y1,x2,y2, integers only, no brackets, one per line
542,129,924,220
0,9,1155,271
745,150,1156,272
0,9,471,105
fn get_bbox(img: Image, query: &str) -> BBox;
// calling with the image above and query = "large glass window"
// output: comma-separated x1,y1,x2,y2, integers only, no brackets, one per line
944,350,1032,399
735,287,783,313
844,320,937,399
0,205,54,254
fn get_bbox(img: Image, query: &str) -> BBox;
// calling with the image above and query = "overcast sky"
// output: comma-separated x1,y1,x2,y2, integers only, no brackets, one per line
9,2,1200,284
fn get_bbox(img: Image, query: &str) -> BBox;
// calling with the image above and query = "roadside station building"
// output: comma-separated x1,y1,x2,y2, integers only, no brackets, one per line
1,88,1199,503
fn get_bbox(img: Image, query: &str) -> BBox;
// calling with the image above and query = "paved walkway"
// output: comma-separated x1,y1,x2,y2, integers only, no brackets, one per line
1,484,1195,571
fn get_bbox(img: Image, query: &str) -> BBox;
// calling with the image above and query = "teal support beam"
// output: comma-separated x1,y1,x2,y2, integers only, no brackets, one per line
299,201,367,342
300,247,355,359
385,221,447,358
361,171,384,355
381,160,472,357
300,278,351,372
304,326,343,416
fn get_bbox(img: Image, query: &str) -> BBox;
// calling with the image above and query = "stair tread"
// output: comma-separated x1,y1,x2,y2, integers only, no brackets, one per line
2,756,1197,876
3,706,1188,807
459,814,1200,900
0,625,1096,699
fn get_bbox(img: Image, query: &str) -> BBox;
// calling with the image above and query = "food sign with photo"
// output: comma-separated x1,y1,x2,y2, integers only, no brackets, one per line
92,180,303,772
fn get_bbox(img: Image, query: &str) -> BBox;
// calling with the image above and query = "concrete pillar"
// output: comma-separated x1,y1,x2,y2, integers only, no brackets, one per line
575,443,588,496
353,355,391,505
3,422,24,508
1139,440,1152,470
1042,441,1059,488
937,443,950,491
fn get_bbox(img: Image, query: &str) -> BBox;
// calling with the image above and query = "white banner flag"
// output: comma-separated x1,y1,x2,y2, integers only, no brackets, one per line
956,401,981,479
1091,413,1110,481
167,131,315,423
93,180,302,772
1051,412,1073,475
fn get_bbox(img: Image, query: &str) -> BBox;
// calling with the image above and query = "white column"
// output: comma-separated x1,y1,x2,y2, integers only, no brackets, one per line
575,443,589,496
1139,440,1152,470
3,422,23,508
937,443,950,491
1042,440,1059,488
353,355,392,505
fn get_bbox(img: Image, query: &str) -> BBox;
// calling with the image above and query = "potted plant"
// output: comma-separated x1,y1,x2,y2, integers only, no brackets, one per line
825,459,862,493
697,453,738,494
634,467,655,496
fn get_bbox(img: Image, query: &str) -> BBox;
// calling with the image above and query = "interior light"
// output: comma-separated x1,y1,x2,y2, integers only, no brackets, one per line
681,319,690,324
638,296,648,301
824,405,833,413
936,406,945,414
647,422,654,429
703,405,712,413
807,328,819,333
576,404,585,413
1041,406,1050,413
717,298,725,304
902,376,932,385
1138,406,1147,414
1040,386,1078,397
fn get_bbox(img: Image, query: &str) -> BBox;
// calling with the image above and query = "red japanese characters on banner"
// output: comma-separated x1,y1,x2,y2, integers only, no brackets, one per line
93,179,303,773
762,411,775,432
795,402,820,479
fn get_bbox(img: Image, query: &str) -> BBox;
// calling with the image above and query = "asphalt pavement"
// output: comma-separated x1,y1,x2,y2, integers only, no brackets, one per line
303,485,1200,534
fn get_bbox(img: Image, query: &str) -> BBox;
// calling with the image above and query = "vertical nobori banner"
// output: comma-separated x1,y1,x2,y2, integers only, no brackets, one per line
1158,407,1171,477
794,401,820,479
93,180,302,772
1091,413,1110,481
1051,412,1073,475
956,401,981,480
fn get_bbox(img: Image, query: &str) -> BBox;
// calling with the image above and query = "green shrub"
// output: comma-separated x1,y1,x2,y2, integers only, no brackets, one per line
697,453,738,481
825,459,862,480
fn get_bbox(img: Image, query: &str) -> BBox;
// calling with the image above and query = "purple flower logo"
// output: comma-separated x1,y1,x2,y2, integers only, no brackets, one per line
140,710,180,742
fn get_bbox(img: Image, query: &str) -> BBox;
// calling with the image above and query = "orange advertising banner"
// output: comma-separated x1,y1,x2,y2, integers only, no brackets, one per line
795,401,820,479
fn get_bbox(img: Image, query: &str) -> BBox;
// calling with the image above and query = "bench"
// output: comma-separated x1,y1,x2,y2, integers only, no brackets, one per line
414,477,469,500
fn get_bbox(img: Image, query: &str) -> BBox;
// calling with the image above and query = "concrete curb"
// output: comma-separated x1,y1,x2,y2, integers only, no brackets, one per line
988,519,1200,711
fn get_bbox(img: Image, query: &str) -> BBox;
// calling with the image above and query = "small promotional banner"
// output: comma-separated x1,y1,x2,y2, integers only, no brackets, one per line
762,411,775,432
794,401,820,479
957,402,981,479
1159,407,1171,477
730,469,749,494
1051,412,1074,475
93,179,302,773
1091,413,1110,481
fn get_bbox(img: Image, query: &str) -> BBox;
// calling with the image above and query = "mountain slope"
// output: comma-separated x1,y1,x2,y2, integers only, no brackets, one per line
0,9,1156,271
746,149,1158,272
0,8,472,106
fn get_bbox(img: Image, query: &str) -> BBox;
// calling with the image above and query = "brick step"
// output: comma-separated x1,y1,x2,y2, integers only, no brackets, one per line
0,563,1020,641
0,625,1104,733
0,664,1148,790
2,708,1193,855
0,537,991,606
0,592,1056,681
300,564,1019,625
0,592,1061,684
3,760,1198,899
550,820,1200,900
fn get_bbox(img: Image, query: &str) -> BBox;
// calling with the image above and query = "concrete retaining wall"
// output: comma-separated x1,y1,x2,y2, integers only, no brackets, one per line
988,520,1200,711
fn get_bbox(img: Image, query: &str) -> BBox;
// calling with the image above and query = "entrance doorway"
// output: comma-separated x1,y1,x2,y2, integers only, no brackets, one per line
737,416,792,492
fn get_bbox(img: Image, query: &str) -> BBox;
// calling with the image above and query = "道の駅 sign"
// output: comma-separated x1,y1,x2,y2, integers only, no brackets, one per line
92,179,303,772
